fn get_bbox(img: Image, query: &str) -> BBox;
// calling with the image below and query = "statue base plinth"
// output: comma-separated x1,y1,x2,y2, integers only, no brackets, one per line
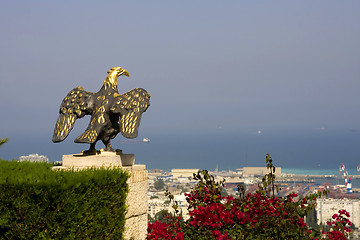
54,151,148,240
61,151,134,169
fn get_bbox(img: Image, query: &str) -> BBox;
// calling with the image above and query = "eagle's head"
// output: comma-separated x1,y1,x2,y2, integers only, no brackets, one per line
107,66,130,78
104,66,130,90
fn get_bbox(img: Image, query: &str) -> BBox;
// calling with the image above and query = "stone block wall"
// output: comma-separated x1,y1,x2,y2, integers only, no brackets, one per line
56,152,148,240
124,164,148,240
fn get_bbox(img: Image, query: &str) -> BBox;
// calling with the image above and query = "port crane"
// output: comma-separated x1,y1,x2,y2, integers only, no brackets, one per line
339,164,352,194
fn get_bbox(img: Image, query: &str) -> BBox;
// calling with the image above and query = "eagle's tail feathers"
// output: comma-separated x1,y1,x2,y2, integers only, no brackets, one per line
74,129,98,144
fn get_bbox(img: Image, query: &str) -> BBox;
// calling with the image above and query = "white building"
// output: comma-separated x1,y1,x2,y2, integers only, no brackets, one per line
316,198,360,229
19,153,49,163
148,193,189,220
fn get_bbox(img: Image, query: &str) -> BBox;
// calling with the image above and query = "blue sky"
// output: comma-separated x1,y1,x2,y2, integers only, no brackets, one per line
0,1,359,169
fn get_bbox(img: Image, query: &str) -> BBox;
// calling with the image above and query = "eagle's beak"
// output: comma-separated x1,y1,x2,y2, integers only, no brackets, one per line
122,69,130,77
118,68,129,77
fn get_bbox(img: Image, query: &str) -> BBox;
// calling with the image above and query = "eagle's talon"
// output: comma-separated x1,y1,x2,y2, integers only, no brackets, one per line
105,148,116,152
82,149,100,155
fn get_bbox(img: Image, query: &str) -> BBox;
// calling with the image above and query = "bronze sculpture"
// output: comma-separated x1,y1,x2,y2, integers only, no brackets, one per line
52,66,150,153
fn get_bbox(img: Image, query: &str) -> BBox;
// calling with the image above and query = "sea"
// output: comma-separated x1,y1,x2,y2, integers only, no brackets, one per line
1,127,359,190
282,168,360,189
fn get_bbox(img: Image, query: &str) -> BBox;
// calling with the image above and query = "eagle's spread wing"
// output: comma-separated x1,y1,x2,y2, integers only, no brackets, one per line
111,88,150,138
52,86,94,142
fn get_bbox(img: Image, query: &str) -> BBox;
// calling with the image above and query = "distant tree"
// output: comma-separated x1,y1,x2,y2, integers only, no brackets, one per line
0,138,9,147
180,186,189,193
154,209,170,223
220,187,228,197
306,208,319,230
148,214,155,224
154,179,165,190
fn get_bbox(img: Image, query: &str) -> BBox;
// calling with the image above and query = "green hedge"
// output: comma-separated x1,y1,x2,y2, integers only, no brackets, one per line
0,160,129,239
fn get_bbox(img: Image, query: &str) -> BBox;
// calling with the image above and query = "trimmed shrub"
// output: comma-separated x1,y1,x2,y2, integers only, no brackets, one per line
0,160,129,239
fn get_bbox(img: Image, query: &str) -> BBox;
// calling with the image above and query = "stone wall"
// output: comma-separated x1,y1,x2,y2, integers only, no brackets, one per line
124,164,148,240
56,152,148,240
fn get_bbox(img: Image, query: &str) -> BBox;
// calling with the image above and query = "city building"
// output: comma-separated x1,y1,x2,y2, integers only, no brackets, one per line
316,198,360,229
148,169,164,180
19,153,49,163
148,193,189,220
171,169,199,179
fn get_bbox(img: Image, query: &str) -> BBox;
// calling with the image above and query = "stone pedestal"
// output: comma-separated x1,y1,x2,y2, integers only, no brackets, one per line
62,151,135,169
56,152,148,240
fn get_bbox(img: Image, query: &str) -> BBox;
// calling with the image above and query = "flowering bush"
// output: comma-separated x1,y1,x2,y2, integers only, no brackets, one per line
148,154,353,240
323,210,352,240
147,216,184,240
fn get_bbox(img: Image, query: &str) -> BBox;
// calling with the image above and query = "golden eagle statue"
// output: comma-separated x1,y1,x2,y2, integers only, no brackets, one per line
52,66,150,153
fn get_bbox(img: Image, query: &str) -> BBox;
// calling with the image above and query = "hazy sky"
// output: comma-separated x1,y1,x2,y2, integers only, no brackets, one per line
0,1,359,168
